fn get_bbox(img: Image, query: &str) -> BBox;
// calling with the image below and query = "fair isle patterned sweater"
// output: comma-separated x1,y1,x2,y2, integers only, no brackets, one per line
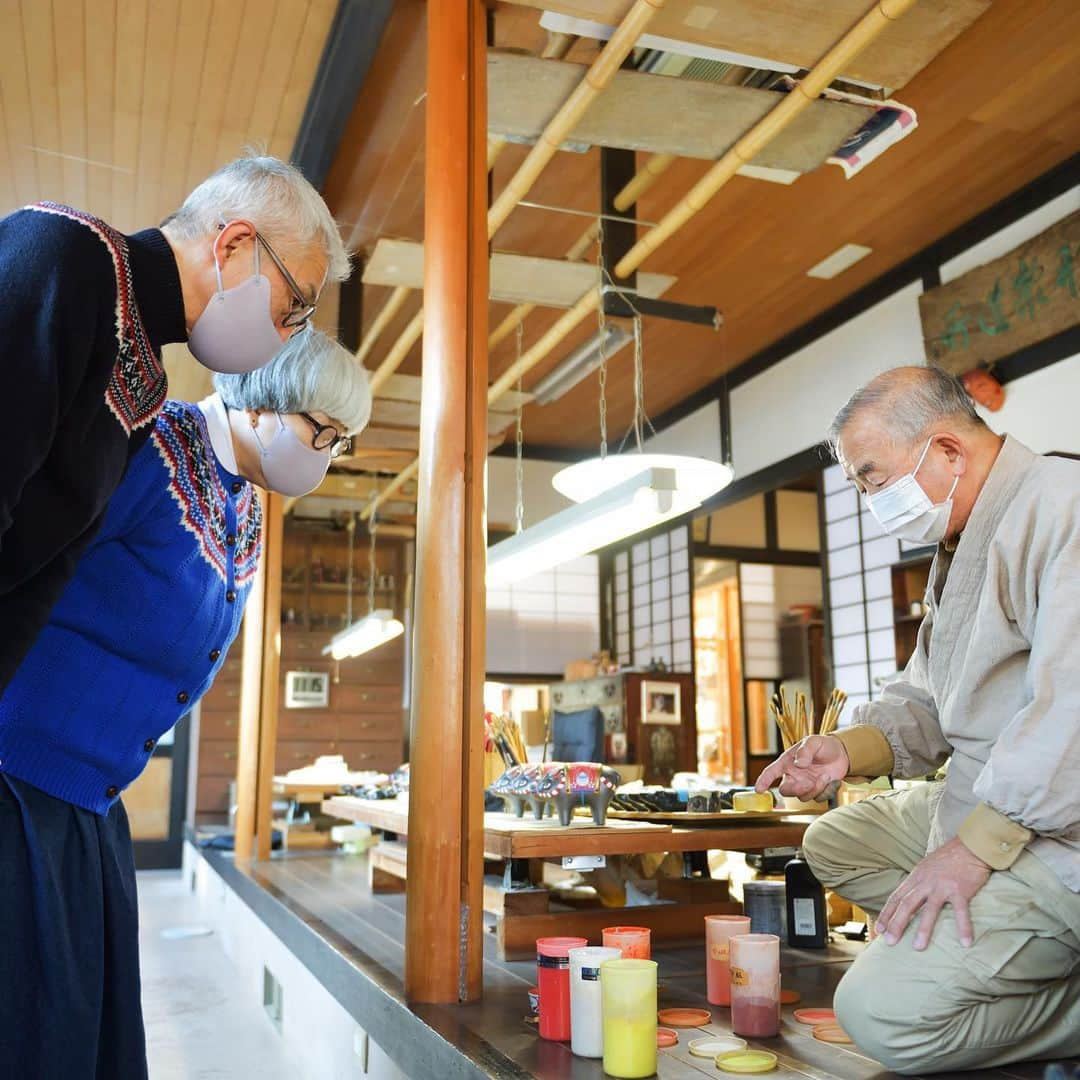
0,401,262,815
0,202,187,690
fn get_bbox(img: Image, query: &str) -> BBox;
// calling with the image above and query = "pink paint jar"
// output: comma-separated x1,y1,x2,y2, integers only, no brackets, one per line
729,934,781,1038
602,925,651,959
705,914,751,1006
537,936,588,1040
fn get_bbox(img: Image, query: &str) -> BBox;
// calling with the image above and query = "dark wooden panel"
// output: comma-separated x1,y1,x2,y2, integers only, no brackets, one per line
196,775,232,814
199,738,240,777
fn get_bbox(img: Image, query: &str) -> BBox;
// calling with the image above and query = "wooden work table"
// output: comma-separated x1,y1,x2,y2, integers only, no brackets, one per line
323,796,815,959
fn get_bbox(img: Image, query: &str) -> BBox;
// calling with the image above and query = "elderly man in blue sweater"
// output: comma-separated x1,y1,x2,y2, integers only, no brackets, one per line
0,153,349,692
0,328,370,1078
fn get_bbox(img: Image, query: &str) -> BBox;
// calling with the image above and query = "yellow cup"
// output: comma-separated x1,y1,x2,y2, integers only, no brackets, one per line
600,958,658,1078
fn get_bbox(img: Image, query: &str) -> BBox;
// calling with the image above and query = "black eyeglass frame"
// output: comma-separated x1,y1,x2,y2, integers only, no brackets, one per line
255,232,318,330
299,412,352,458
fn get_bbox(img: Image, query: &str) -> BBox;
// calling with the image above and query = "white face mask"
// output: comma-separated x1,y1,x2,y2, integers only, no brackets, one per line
864,437,959,544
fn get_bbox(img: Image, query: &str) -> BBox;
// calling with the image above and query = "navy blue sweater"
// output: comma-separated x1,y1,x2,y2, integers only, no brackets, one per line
0,203,187,690
0,400,262,814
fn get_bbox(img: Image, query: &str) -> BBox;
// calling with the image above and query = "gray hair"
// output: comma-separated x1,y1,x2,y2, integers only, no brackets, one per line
164,153,350,282
827,365,985,456
214,329,371,435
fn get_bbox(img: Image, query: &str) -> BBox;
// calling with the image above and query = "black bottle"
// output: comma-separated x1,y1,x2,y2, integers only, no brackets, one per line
785,854,828,948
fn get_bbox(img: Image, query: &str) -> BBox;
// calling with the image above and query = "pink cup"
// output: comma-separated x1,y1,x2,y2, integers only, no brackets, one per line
602,925,651,960
729,933,781,1038
705,914,751,1006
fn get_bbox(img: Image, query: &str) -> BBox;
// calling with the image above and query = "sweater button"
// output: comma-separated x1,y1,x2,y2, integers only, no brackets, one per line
106,785,119,798
144,739,156,752
177,691,189,705
209,649,221,662
226,533,236,546
225,590,236,603
231,481,243,495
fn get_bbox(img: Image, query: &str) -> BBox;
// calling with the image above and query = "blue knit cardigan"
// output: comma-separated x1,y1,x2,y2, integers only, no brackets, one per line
0,401,262,814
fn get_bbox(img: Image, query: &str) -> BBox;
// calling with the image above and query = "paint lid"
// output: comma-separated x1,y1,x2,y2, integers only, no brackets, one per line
656,1027,679,1048
714,1049,778,1074
657,1007,712,1028
779,988,801,1005
688,1035,747,1058
793,1007,836,1025
536,936,588,958
812,1023,853,1045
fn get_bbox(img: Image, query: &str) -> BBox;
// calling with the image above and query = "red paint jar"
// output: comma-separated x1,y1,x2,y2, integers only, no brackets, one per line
537,936,587,1041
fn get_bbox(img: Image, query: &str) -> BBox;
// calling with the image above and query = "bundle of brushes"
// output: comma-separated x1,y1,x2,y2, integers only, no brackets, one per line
483,711,528,768
769,687,847,751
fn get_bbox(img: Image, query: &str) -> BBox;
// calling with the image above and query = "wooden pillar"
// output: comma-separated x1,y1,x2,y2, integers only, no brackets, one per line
405,0,488,1004
233,489,285,862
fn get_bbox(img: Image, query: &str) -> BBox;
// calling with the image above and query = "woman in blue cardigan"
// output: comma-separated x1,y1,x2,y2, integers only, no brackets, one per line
0,328,370,1078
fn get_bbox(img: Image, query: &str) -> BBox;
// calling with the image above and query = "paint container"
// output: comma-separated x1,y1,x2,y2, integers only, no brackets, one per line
601,959,658,1078
729,934,781,1039
742,880,786,937
705,914,752,1005
536,936,588,1041
602,925,652,959
568,946,622,1058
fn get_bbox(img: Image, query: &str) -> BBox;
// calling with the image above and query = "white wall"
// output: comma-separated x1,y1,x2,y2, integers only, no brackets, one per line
977,352,1080,455
486,456,573,530
642,399,723,460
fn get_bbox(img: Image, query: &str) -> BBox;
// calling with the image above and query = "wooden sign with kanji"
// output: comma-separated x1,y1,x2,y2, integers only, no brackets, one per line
919,208,1079,374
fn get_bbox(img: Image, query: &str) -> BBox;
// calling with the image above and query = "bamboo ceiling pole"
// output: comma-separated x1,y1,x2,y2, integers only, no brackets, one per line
488,288,599,403
360,459,418,522
405,0,488,1004
357,140,507,375
614,0,918,277
355,285,410,367
487,0,668,239
369,308,425,395
486,150,670,351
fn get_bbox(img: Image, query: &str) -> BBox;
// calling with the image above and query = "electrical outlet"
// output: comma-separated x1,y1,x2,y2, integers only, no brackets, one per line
262,967,283,1033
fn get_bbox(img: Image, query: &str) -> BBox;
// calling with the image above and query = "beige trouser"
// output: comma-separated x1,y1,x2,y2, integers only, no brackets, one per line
802,783,1080,1075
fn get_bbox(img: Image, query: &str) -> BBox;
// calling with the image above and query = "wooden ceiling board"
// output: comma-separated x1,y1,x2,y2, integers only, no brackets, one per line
487,51,874,170
0,0,336,232
326,0,1078,451
378,373,533,413
364,237,676,308
506,0,994,90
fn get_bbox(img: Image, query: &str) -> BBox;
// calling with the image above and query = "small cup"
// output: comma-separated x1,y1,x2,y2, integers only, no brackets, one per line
603,925,651,960
705,914,751,1006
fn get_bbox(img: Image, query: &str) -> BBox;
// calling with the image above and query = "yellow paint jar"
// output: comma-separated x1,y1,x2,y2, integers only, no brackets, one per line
600,958,658,1078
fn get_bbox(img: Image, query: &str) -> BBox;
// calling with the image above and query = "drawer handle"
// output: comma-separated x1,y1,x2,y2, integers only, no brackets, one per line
224,750,236,760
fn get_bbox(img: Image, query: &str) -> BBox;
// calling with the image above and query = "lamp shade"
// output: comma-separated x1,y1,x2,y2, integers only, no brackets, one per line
553,453,733,506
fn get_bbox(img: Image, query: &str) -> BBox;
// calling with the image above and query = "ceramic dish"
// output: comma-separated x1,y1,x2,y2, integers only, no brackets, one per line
688,1035,747,1058
714,1048,778,1074
656,1007,712,1028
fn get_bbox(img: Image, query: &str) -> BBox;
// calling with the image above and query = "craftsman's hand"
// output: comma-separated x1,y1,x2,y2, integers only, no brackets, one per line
755,735,849,800
876,836,991,950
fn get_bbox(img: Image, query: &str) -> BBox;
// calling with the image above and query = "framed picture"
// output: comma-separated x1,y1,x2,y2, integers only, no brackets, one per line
641,680,681,725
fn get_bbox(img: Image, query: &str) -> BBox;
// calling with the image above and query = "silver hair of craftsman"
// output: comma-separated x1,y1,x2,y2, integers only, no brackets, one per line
214,329,372,435
163,153,350,283
827,365,985,457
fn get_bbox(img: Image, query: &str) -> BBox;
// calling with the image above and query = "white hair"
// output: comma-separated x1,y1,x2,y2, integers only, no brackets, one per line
164,153,350,282
827,364,985,456
214,329,371,435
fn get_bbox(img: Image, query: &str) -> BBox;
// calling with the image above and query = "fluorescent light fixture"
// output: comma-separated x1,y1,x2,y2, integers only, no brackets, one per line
531,325,633,405
806,243,873,280
553,453,734,506
323,609,404,660
487,468,696,587
539,11,800,74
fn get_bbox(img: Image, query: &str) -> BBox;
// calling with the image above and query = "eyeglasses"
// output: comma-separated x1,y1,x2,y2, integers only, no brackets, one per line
300,412,352,459
256,232,318,330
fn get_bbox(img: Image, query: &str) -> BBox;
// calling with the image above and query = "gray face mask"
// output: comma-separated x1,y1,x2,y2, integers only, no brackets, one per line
251,414,331,497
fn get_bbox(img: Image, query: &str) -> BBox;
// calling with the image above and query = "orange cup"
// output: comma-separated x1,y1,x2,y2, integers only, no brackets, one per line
705,914,751,1006
602,925,651,960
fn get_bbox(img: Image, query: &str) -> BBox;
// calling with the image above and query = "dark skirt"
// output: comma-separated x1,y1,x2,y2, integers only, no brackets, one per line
0,773,147,1079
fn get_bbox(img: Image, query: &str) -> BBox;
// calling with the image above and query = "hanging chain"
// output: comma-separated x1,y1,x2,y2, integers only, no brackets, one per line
514,321,525,535
364,479,380,615
345,512,356,626
632,315,645,452
596,215,608,460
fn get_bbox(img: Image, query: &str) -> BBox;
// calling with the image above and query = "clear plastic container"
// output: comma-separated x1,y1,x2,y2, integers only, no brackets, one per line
600,958,658,1078
729,933,781,1038
568,946,622,1058
705,914,752,1005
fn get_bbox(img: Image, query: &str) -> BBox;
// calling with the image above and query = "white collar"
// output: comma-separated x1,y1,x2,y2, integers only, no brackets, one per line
196,393,240,476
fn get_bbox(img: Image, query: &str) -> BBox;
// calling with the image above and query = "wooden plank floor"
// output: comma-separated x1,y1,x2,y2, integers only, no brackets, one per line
250,850,1059,1080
